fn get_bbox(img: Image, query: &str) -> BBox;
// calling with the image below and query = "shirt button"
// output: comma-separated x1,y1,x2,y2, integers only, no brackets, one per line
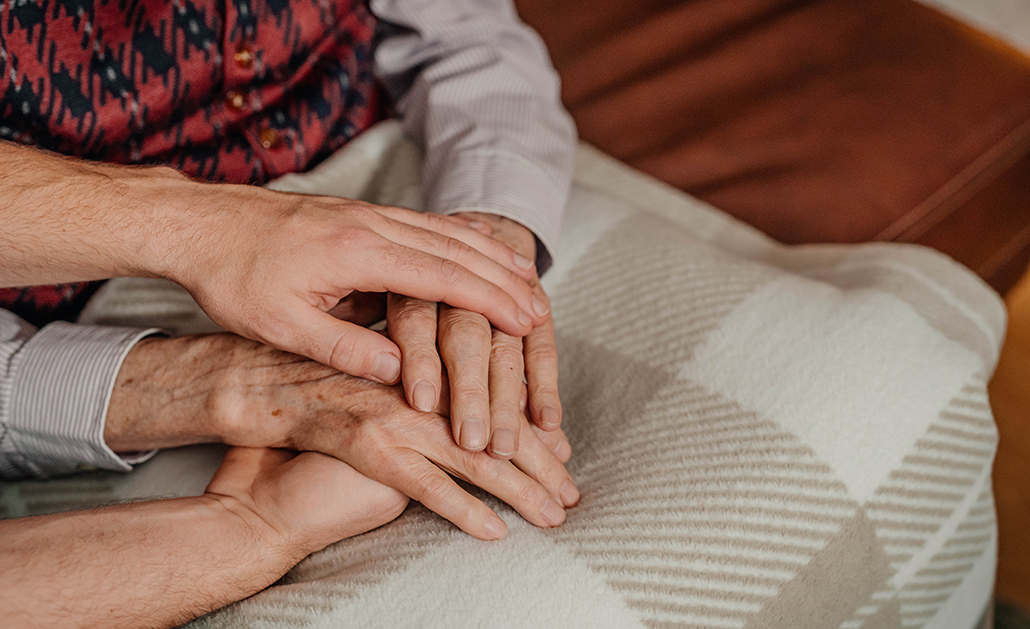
225,91,246,111
234,45,254,69
259,128,281,149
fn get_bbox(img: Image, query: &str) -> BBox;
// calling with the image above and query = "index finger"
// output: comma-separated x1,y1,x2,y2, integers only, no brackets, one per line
357,241,537,337
373,206,537,281
384,449,508,541
371,216,549,326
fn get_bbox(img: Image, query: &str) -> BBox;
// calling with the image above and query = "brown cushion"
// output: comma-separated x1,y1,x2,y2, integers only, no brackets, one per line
515,0,1030,293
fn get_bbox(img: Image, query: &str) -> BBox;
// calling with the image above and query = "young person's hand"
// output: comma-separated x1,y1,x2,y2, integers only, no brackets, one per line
0,446,408,629
205,447,409,558
170,187,549,385
0,143,548,385
387,212,562,459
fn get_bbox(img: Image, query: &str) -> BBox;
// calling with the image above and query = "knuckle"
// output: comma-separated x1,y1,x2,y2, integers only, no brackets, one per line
461,449,494,478
436,258,468,286
351,419,386,453
406,346,442,367
524,342,558,365
443,237,475,263
452,381,489,400
504,267,526,289
514,480,543,507
529,382,560,399
489,341,523,369
391,299,438,327
347,204,379,224
410,469,451,502
423,213,452,234
328,328,361,371
337,224,377,250
535,462,565,489
439,312,491,342
490,329,523,350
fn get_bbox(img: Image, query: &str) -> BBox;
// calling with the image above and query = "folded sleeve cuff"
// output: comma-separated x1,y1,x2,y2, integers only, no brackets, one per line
428,149,567,275
4,322,161,478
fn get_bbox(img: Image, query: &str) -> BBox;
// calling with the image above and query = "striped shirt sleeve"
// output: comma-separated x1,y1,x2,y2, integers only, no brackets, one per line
371,0,577,274
0,309,159,479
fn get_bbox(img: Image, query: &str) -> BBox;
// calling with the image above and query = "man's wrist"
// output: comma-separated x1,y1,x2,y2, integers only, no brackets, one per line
83,162,200,281
100,165,269,290
202,493,305,569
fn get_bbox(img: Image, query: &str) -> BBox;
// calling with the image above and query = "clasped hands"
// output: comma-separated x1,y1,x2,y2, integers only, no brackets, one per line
107,180,575,552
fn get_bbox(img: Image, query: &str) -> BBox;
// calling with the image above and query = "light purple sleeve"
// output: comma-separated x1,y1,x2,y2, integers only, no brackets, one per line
0,310,159,479
371,0,577,273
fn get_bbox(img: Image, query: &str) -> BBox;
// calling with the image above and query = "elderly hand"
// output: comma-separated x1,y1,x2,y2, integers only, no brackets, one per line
106,334,578,541
388,212,562,458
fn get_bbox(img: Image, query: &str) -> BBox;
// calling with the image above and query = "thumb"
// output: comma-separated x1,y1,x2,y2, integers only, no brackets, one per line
283,306,402,384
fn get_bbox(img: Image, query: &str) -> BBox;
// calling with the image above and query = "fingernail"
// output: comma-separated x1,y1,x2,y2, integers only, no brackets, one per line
372,353,401,384
540,406,560,429
560,480,580,507
491,429,517,457
460,420,488,450
518,309,533,327
469,221,487,231
484,514,507,539
532,294,550,317
412,381,436,413
513,252,534,270
541,499,566,527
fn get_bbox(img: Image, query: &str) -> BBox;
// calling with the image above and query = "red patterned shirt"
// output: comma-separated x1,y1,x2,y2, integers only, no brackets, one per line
1,0,383,324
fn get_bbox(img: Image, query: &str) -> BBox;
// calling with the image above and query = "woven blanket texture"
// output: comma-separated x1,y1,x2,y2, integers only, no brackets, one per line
0,121,1006,629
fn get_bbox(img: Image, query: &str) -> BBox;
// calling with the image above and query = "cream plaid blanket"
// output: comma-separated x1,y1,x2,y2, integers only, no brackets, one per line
0,122,1004,629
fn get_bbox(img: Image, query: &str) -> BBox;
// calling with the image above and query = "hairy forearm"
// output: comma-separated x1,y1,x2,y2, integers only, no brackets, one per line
0,140,200,286
0,495,296,629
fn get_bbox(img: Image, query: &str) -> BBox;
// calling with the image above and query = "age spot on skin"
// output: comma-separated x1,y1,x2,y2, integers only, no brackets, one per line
272,409,282,417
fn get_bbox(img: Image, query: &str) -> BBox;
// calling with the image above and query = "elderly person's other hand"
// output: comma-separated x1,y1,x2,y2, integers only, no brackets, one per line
105,334,578,541
387,212,562,459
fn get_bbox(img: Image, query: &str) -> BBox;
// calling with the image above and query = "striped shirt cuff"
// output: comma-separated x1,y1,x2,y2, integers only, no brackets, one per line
4,323,160,478
429,149,567,275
